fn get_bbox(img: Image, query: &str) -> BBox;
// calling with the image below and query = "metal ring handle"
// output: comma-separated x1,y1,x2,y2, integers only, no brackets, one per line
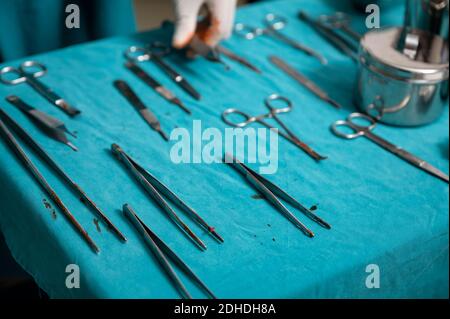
234,23,262,40
264,94,292,114
19,60,47,78
222,108,253,128
265,13,287,31
0,66,25,85
124,46,151,62
330,120,365,140
150,41,171,57
347,112,377,131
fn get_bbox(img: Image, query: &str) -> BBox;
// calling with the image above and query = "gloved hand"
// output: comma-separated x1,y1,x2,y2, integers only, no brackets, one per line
172,0,237,49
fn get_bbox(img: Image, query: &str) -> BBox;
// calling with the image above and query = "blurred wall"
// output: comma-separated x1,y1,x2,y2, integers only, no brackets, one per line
133,0,249,31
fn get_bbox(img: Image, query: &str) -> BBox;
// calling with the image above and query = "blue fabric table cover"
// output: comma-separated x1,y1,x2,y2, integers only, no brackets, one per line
0,0,448,298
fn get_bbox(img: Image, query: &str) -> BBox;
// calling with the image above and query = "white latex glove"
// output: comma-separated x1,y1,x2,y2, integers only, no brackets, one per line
172,0,237,49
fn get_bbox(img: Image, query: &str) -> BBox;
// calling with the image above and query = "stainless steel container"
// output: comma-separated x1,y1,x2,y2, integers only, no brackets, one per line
354,27,449,126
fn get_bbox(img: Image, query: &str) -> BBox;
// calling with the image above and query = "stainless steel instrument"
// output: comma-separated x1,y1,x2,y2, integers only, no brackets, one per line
269,56,342,109
6,95,78,151
123,204,216,299
124,43,201,100
222,94,327,161
114,80,169,141
112,144,223,250
225,154,331,237
0,61,81,117
235,13,327,65
331,112,449,183
125,61,191,114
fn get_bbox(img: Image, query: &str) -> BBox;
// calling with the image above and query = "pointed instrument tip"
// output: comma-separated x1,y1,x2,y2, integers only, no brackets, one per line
320,56,328,65
67,142,78,152
328,99,342,109
159,130,169,141
211,230,224,243
90,241,100,254
174,100,191,115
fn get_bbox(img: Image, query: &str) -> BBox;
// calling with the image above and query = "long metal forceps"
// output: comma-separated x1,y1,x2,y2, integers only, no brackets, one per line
0,109,126,243
224,154,331,237
298,11,359,61
318,12,362,42
124,61,191,114
124,42,201,100
331,113,449,183
222,94,327,161
123,204,216,299
0,109,101,253
6,95,78,151
269,56,342,109
111,144,223,250
114,80,169,141
0,61,81,116
235,13,327,65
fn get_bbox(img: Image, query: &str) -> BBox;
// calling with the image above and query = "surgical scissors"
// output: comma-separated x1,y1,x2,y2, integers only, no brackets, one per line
0,61,81,116
222,94,327,161
318,12,362,42
234,13,327,65
331,113,449,183
124,42,201,100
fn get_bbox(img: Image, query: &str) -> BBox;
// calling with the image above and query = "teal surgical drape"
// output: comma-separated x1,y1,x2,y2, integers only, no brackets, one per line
0,0,136,62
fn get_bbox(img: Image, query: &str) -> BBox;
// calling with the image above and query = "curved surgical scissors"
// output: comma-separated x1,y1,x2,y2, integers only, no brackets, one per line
222,94,327,161
331,112,449,183
318,12,361,41
124,42,201,100
234,13,327,65
0,61,80,116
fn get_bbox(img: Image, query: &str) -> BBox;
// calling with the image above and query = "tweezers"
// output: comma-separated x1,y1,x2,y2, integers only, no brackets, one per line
6,95,78,151
124,62,191,114
189,36,230,70
298,11,359,61
0,108,126,244
123,204,216,299
217,45,262,74
0,109,107,253
225,154,331,237
111,144,223,250
114,80,169,141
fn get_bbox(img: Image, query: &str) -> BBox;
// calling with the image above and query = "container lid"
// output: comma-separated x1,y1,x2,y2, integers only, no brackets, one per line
360,27,449,83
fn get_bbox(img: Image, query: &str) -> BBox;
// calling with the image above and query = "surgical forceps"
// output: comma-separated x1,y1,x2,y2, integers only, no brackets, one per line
111,144,223,250
0,110,127,253
217,45,262,74
0,109,126,244
124,42,201,100
6,95,78,151
114,80,169,141
125,62,190,114
234,13,327,65
222,94,327,161
0,61,81,116
298,11,359,61
123,204,216,299
269,55,342,109
318,12,362,42
224,154,331,237
331,113,449,183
